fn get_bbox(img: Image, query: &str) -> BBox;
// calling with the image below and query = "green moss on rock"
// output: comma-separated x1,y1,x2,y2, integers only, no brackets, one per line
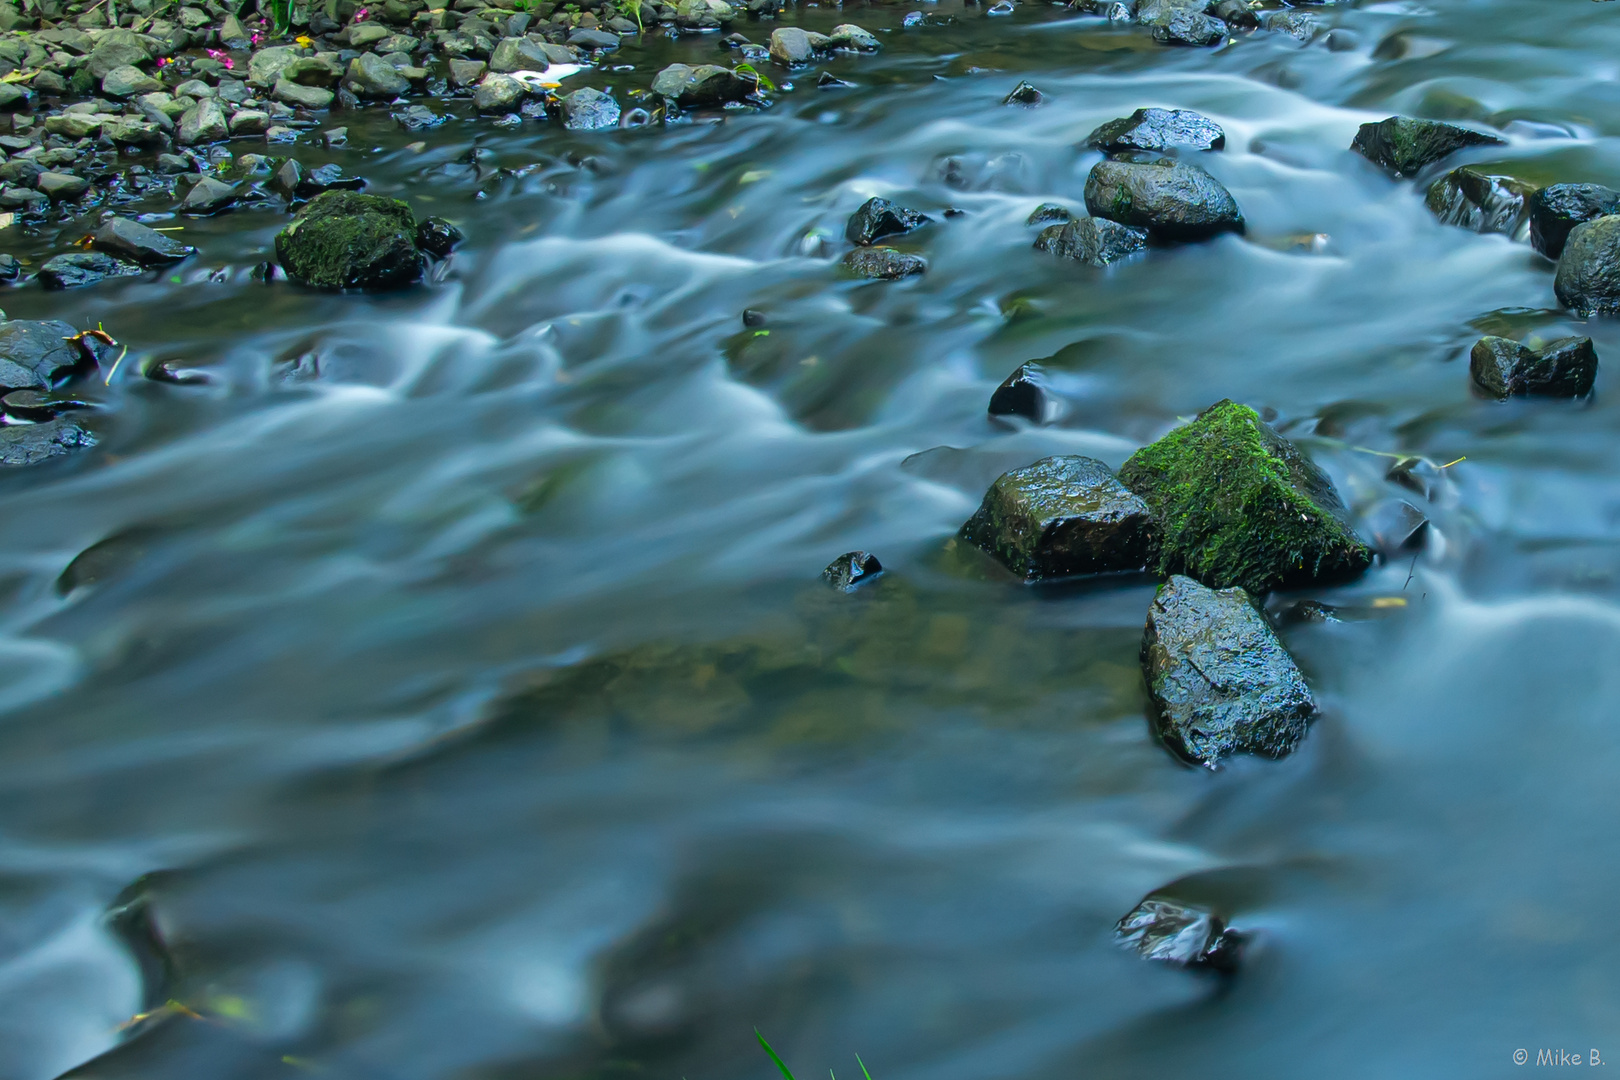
1118,400,1372,594
274,191,423,291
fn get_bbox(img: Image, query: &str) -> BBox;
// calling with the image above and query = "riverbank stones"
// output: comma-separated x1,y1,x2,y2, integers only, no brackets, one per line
846,197,931,246
1426,167,1534,235
843,247,925,279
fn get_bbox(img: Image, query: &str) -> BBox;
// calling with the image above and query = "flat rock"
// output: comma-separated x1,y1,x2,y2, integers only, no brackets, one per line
1263,8,1316,42
845,196,931,246
1131,0,1206,26
1119,399,1373,593
0,417,96,465
562,87,620,130
1083,158,1243,241
1141,574,1315,767
274,77,336,109
39,251,144,289
1425,167,1534,235
248,45,301,87
448,59,487,87
36,172,89,201
0,319,87,389
87,29,149,78
1470,335,1597,398
93,217,195,265
1115,895,1243,970
101,63,161,98
1034,216,1148,267
1529,184,1620,260
842,246,925,279
1554,215,1620,317
275,190,422,290
1350,116,1505,178
490,36,551,73
104,117,165,145
180,176,239,215
1027,203,1072,226
1085,107,1225,153
822,550,882,591
959,455,1153,580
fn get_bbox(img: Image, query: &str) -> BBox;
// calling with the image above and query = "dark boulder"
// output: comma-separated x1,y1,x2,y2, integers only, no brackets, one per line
1085,107,1226,154
1209,0,1257,29
845,197,932,246
562,87,621,131
1003,80,1043,107
1469,335,1597,398
1130,0,1204,26
275,191,423,291
1529,184,1620,260
1119,399,1372,594
1425,167,1534,236
650,63,758,107
416,217,464,258
1083,158,1243,242
1115,895,1244,971
0,417,96,465
1553,215,1620,317
1350,116,1505,179
0,320,92,391
1263,9,1316,42
1034,216,1149,267
92,217,196,266
987,360,1050,422
1026,203,1073,226
1152,10,1227,46
822,550,883,590
843,247,926,279
39,252,145,290
1141,574,1314,767
959,455,1154,580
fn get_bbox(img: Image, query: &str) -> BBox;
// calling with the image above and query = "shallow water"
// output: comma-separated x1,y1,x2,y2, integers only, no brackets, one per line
4,1,1620,1077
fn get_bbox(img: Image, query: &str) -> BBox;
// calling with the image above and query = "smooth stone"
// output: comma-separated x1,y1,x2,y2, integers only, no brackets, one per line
275,78,336,109
35,171,88,200
473,72,525,112
1115,896,1244,971
842,246,925,279
959,455,1153,580
1529,183,1620,260
0,319,87,389
1119,399,1373,594
1554,215,1620,317
104,117,165,145
1085,107,1225,153
344,52,410,99
229,109,271,135
1350,116,1506,178
829,23,879,50
769,26,817,65
92,217,195,265
1426,166,1534,235
822,551,882,591
1152,10,1227,45
180,176,239,215
281,56,344,87
1083,158,1243,241
177,99,229,145
0,417,95,465
248,45,301,87
1141,574,1315,767
650,63,757,107
1365,499,1430,554
87,29,150,78
38,251,143,288
1263,9,1316,42
987,360,1050,422
1209,0,1257,28
845,196,931,246
561,87,620,130
489,36,551,73
275,190,422,290
44,113,103,138
1469,335,1598,398
1026,203,1072,226
100,63,161,98
449,59,488,87
1034,216,1149,267
415,216,463,258
347,22,391,48
1130,0,1205,26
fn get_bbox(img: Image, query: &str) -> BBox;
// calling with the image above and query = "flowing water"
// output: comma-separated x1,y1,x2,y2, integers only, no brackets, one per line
4,1,1620,1077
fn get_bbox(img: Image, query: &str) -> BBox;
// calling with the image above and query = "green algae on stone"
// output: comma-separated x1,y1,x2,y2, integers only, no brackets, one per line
1350,116,1505,178
274,191,423,291
1118,400,1372,594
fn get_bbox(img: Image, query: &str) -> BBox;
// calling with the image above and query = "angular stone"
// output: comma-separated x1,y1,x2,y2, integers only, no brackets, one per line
959,455,1153,580
562,86,619,130
44,113,103,138
344,52,410,99
1141,574,1315,767
822,550,882,591
180,176,239,215
1425,167,1534,235
1083,158,1243,242
650,63,756,107
282,55,344,87
1209,0,1257,29
1131,0,1205,26
845,196,931,247
769,26,817,65
415,216,462,257
829,23,879,51
473,72,524,112
1152,10,1227,45
1529,183,1620,260
1120,401,1371,593
177,99,228,145
1365,499,1429,554
448,58,487,87
35,171,88,200
1085,107,1225,153
0,417,96,465
987,360,1049,422
489,36,550,73
275,77,336,109
39,251,144,289
347,22,391,48
100,63,161,98
1027,202,1072,226
842,246,925,279
1115,896,1244,971
229,109,270,135
1350,116,1505,178
1034,216,1148,267
1469,335,1597,398
103,117,165,145
92,217,195,265
248,45,301,87
0,319,87,389
1554,215,1620,317
1002,80,1042,107
568,28,621,50
87,29,150,78
275,190,422,290
1263,8,1316,43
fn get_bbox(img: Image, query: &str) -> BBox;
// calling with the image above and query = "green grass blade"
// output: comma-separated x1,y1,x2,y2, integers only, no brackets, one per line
756,1031,797,1080
856,1055,874,1080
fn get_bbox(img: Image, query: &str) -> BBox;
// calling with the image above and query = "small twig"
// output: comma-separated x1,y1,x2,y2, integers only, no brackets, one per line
1403,553,1417,590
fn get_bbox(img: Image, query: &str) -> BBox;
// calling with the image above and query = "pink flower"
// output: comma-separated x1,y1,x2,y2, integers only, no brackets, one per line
355,7,369,18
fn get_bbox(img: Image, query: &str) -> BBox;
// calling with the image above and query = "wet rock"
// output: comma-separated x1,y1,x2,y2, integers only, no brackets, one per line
101,64,161,98
845,196,932,246
1035,216,1149,267
44,113,102,139
1115,896,1244,971
249,45,301,88
651,63,757,107
842,246,925,279
1131,0,1204,26
275,190,423,291
105,117,165,146
180,176,238,215
1141,574,1314,766
1085,107,1225,153
347,22,391,48
1365,498,1429,553
36,172,88,201
229,110,271,136
275,78,336,109
448,59,487,88
822,550,883,590
0,417,95,465
39,251,144,289
1425,167,1533,235
987,360,1050,422
817,73,854,90
87,28,150,79
473,72,525,112
959,455,1153,580
1209,0,1257,29
1350,116,1505,179
1003,80,1043,106
830,24,880,51
345,53,411,99
1083,158,1243,242
0,319,89,390
1153,10,1227,46
177,99,228,145
1263,9,1316,43
1529,184,1620,260
562,87,621,130
394,105,444,132
570,28,622,50
1119,399,1373,593
1469,335,1598,398
416,216,463,257
490,36,552,73
769,27,818,65
92,218,195,265
1027,203,1072,226
1554,215,1620,317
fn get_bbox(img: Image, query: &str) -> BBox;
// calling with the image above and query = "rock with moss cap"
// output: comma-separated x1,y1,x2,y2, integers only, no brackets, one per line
1118,399,1372,594
959,455,1154,580
1350,116,1505,178
274,191,424,291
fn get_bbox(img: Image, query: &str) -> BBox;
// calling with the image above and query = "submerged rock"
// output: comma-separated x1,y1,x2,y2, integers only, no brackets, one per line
93,218,195,265
1263,9,1316,42
1152,10,1227,46
987,360,1050,422
562,87,621,130
1529,184,1620,260
1115,896,1244,971
1469,335,1597,398
1141,574,1314,766
1554,215,1620,317
822,550,883,590
1365,498,1429,553
0,417,95,465
1083,158,1243,241
1085,107,1225,153
651,63,757,107
845,197,932,246
830,23,880,51
416,217,464,258
0,320,89,391
842,246,926,279
1131,0,1205,26
1118,399,1373,594
1425,167,1534,235
1026,203,1073,226
39,252,144,289
1209,0,1257,29
959,455,1153,580
275,191,423,291
1350,116,1505,178
1034,216,1149,267
1003,80,1043,107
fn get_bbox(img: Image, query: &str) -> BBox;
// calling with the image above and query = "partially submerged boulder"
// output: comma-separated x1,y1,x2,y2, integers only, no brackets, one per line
1083,158,1243,242
1085,107,1226,153
1141,574,1314,767
1034,216,1149,267
0,320,90,391
1530,184,1620,260
987,360,1050,422
842,247,925,279
0,418,96,466
959,455,1154,580
1115,895,1243,971
650,63,758,108
39,252,144,289
1350,116,1505,178
274,191,423,290
1152,10,1227,46
1470,335,1597,398
822,550,883,590
93,217,196,265
1425,167,1534,235
1553,215,1620,317
1118,399,1372,594
562,87,621,130
845,197,932,246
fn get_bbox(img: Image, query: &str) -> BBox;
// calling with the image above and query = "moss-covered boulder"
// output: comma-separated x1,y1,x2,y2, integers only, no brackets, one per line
959,455,1154,580
274,191,423,291
1554,214,1620,317
1350,116,1504,178
1118,400,1372,594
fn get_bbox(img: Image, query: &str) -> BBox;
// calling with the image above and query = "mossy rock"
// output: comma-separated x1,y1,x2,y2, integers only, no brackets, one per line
274,191,423,291
1118,400,1372,594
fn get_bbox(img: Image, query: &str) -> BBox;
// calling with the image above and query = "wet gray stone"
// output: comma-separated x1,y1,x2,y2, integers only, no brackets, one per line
769,27,817,65
177,99,228,145
563,87,621,130
344,52,410,99
1470,335,1598,398
1026,203,1073,226
473,72,525,112
93,218,196,265
842,246,925,279
39,252,143,289
1554,215,1620,317
1115,896,1243,971
845,196,932,246
1263,8,1316,42
1365,499,1429,553
0,320,87,390
1350,116,1506,178
36,172,88,201
651,63,757,107
1083,158,1243,241
1034,216,1149,267
0,417,96,465
490,36,552,73
1003,80,1043,107
1530,184,1620,260
180,176,239,216
822,550,883,590
1141,574,1315,767
1425,167,1534,235
1152,10,1227,46
1085,107,1225,153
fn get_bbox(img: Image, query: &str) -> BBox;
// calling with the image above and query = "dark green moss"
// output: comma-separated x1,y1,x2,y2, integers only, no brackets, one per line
1118,400,1373,594
274,191,422,291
